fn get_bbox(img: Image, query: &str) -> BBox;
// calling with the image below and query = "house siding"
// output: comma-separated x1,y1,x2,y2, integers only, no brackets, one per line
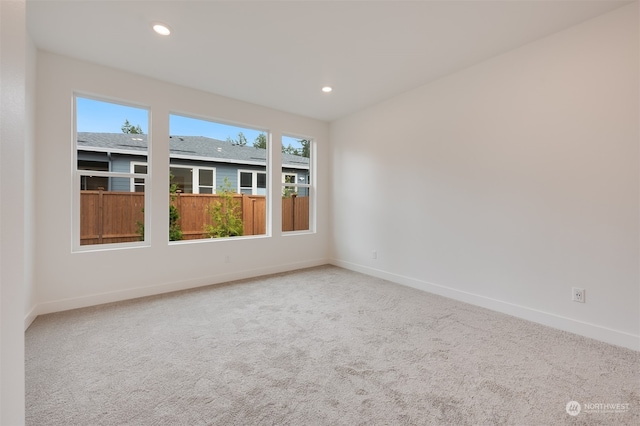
111,154,146,191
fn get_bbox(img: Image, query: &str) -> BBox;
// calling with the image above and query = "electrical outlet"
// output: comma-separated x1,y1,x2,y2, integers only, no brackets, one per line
371,250,377,259
572,287,585,303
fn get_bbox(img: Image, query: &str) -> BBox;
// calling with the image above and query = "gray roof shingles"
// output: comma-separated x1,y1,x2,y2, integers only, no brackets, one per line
77,132,309,168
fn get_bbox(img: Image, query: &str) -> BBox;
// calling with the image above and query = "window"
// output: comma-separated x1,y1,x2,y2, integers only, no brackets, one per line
169,166,216,194
169,114,268,240
78,160,109,190
130,162,147,192
282,173,297,185
75,96,149,248
170,166,193,194
239,170,267,195
282,135,313,232
198,168,215,194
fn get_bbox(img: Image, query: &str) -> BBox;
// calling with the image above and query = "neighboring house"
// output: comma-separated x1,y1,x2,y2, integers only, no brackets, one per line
77,132,310,196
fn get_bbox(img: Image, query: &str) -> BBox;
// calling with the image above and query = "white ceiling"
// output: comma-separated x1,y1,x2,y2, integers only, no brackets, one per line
27,0,631,122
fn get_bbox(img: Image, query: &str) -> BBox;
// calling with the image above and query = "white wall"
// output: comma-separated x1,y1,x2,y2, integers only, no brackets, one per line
0,0,30,423
34,52,330,315
25,30,38,329
330,4,639,350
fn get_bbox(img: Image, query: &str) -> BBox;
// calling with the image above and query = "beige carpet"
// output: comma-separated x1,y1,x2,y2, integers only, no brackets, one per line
26,266,639,425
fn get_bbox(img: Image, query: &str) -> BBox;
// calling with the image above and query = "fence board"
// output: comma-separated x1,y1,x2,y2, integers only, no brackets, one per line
282,197,294,232
293,196,309,231
80,191,143,245
282,195,309,232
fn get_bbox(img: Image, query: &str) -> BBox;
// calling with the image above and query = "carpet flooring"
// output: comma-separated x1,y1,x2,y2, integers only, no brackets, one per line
26,265,639,425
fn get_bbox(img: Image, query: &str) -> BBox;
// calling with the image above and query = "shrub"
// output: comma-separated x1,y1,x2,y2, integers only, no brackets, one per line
205,178,243,238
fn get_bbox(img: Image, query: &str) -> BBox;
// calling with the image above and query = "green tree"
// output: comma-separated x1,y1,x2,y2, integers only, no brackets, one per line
237,132,248,146
299,139,311,158
121,119,143,134
205,178,244,238
253,133,267,149
226,132,248,146
282,186,297,198
282,143,299,156
168,173,183,241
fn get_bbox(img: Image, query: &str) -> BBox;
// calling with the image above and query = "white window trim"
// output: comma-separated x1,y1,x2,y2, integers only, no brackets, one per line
130,161,148,192
238,169,267,195
196,167,216,194
281,136,315,234
170,165,216,194
282,172,298,184
73,95,151,251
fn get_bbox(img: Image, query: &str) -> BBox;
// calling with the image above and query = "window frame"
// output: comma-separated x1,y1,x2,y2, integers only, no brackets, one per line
282,172,298,184
195,167,216,194
170,165,216,195
73,94,151,252
130,161,148,192
281,135,315,234
238,169,267,196
168,112,271,242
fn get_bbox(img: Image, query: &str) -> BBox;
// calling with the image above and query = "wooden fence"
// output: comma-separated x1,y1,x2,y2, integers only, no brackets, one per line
81,191,145,245
80,190,309,245
172,193,266,240
282,194,309,232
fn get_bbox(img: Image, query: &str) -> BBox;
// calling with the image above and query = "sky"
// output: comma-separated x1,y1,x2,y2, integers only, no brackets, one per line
76,96,304,150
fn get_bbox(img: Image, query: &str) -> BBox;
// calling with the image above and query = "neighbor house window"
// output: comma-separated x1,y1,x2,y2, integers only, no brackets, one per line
130,162,147,192
197,168,215,194
75,96,149,248
168,114,269,241
238,170,267,195
282,173,297,186
282,135,313,233
78,160,109,190
169,166,216,194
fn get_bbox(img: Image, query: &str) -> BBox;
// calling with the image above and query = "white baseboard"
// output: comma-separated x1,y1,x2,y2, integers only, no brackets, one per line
27,258,329,321
24,305,38,331
331,259,640,352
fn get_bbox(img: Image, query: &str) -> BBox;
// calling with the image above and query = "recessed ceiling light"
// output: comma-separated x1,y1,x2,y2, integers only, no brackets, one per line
321,86,333,93
152,23,171,36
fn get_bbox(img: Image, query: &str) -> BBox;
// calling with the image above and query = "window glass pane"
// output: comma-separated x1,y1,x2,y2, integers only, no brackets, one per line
240,172,252,188
169,114,268,240
281,136,312,233
199,169,213,186
79,177,145,245
170,167,193,193
134,164,147,174
76,97,149,247
77,97,148,165
281,186,309,232
257,173,266,188
78,160,109,171
80,175,109,191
